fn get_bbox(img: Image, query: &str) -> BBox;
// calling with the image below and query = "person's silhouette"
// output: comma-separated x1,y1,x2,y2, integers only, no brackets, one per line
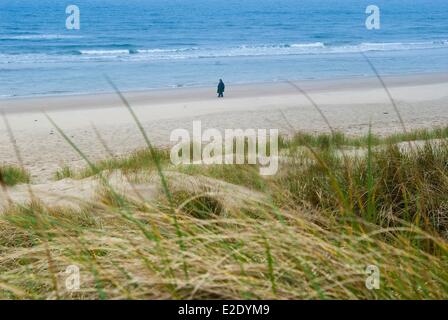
217,79,225,98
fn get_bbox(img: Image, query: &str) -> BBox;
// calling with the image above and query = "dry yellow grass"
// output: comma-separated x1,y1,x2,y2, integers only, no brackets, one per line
1,136,448,299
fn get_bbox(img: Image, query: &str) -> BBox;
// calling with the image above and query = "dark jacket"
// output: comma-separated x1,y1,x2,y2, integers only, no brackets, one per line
217,81,225,94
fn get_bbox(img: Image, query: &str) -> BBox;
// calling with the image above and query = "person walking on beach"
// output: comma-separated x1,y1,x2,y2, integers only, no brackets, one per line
217,79,225,98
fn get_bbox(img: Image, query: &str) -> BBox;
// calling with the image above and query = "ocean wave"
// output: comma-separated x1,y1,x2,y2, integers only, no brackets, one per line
347,41,448,52
78,49,131,56
291,42,326,48
1,40,447,64
0,34,84,40
73,41,448,60
75,42,328,59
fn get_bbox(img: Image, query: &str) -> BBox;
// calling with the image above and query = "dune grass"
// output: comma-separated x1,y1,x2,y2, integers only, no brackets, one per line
176,164,267,191
274,141,448,238
54,165,74,180
0,164,30,186
1,128,448,299
54,148,171,180
284,126,448,150
53,126,448,182
0,176,447,299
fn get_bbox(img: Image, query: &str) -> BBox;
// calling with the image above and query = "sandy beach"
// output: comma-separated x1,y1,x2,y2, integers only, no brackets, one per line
1,72,448,183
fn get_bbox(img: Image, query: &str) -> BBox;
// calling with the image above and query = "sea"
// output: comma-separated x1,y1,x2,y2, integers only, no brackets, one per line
0,0,447,98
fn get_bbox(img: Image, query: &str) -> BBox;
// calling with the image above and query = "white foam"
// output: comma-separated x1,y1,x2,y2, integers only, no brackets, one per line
1,34,84,40
1,40,447,64
79,49,130,56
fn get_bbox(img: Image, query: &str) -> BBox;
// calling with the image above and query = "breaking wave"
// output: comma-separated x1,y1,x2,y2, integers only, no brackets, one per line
1,40,447,64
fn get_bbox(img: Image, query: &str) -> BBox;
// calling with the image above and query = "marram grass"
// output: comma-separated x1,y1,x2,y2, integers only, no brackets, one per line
0,194,446,299
1,129,448,299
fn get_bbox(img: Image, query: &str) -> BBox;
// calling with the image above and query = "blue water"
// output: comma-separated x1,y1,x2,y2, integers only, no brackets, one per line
0,0,447,98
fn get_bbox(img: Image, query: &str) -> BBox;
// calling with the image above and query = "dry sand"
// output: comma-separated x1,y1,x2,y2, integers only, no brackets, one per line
1,72,448,184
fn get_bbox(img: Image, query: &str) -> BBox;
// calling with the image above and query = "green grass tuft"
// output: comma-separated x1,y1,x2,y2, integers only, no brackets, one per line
54,165,74,180
0,165,31,186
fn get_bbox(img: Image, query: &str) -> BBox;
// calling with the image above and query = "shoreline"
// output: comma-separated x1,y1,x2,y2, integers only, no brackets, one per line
1,71,448,114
